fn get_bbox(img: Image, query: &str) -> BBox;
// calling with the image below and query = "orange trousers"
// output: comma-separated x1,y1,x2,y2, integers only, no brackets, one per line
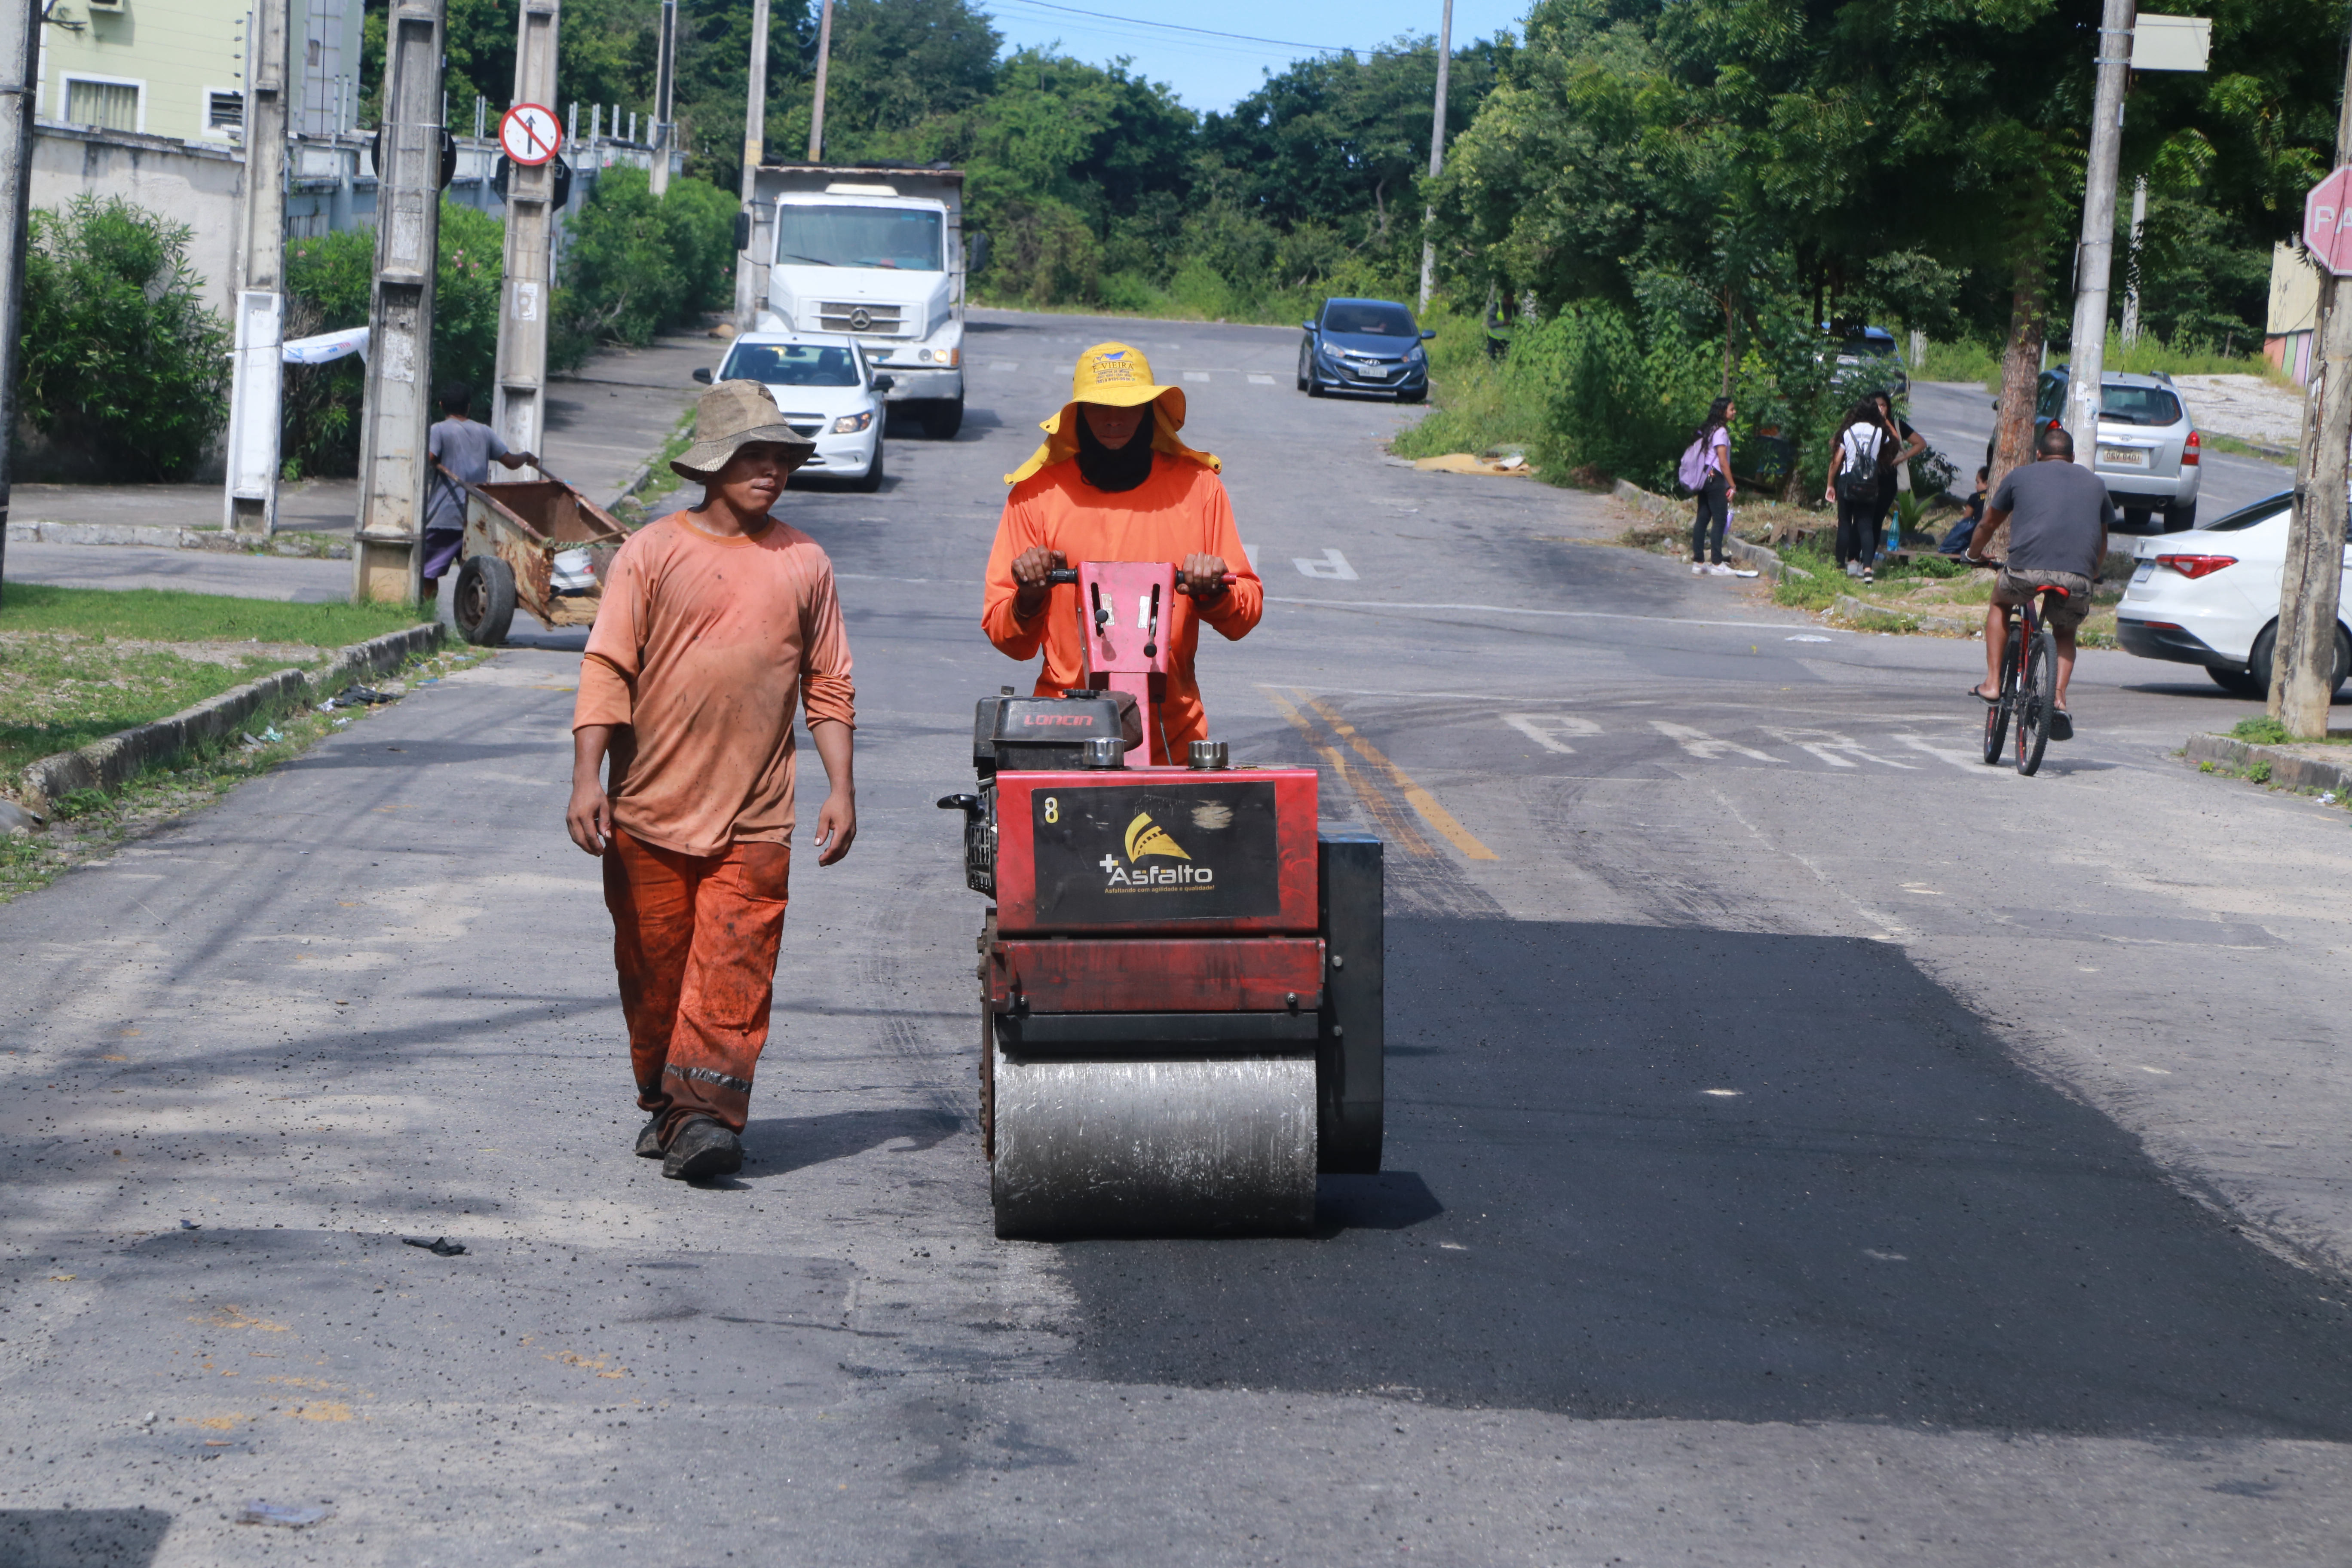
602,828,791,1140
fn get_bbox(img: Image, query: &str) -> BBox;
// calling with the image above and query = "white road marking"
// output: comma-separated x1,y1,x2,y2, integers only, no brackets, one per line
989,361,1019,371
2135,1065,2173,1074
1651,721,1780,763
1294,548,1358,582
1863,1249,1909,1262
1244,544,1261,571
1503,714,1601,753
1702,1089,1741,1097
1263,595,1844,634
1247,373,1275,385
1766,727,1918,770
1787,634,1833,643
1183,371,1212,383
1893,732,1994,772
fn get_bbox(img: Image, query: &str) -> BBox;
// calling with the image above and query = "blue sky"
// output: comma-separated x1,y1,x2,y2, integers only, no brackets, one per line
981,0,1531,113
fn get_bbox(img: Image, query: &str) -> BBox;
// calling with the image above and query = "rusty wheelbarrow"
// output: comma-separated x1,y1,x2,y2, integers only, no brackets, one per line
445,465,632,646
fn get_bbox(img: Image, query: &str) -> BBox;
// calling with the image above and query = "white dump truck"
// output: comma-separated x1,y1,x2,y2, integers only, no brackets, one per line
747,163,979,440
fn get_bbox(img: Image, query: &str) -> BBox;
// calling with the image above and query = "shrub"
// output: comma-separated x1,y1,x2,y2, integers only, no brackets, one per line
552,168,738,367
1516,303,1722,491
15,195,230,480
2230,716,2291,745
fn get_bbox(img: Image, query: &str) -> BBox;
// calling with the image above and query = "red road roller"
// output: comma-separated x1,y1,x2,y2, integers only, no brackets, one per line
939,561,1383,1238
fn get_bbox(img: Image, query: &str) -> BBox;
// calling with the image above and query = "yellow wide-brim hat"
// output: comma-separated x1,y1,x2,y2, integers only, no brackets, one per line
1005,341,1220,486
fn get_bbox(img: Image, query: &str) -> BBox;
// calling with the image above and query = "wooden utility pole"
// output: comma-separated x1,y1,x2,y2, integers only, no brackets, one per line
0,0,40,605
492,0,560,478
2060,0,2135,467
350,0,446,605
807,0,833,162
224,0,291,538
732,0,769,332
1415,0,1452,314
2273,43,2352,735
649,0,675,196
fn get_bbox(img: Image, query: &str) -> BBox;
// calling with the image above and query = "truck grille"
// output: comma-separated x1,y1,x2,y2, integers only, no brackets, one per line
815,301,908,337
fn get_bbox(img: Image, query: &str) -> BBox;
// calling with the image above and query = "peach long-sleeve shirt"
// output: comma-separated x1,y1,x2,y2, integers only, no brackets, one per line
982,456,1262,763
573,510,854,859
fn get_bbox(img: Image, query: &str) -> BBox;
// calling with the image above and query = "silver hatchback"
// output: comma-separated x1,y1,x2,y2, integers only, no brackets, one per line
1992,367,2204,532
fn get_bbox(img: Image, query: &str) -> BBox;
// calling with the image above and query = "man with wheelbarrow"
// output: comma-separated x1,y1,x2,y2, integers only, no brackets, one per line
982,341,1264,760
565,380,859,1181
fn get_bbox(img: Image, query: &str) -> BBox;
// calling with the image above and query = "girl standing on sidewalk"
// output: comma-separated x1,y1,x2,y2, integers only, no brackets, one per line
1688,397,1736,576
1825,398,1888,583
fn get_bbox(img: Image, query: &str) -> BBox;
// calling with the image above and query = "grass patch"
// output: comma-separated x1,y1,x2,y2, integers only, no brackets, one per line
2202,432,2292,461
1922,328,2288,395
0,582,423,646
613,413,699,523
2231,715,2292,744
0,636,314,776
1386,310,1554,469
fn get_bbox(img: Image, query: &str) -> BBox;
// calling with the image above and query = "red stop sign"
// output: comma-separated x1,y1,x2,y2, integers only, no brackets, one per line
2305,167,2352,275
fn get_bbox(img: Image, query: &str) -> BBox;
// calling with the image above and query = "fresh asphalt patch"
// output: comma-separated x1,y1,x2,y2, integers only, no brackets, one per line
1056,917,2352,1439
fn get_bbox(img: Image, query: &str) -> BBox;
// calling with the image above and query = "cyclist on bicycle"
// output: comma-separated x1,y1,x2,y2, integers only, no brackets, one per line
1966,425,2112,738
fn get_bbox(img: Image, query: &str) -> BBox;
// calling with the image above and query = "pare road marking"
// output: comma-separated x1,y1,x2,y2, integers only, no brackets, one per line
1763,727,1918,770
1503,714,1602,754
1294,548,1358,581
1651,721,1780,763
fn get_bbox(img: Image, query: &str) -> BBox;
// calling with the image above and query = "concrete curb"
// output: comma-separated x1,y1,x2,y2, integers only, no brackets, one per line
5,519,352,558
1611,479,1795,581
2183,732,2352,794
15,622,442,812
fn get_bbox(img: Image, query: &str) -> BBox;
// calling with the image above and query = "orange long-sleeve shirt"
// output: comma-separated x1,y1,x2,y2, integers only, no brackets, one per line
982,456,1262,763
573,511,854,859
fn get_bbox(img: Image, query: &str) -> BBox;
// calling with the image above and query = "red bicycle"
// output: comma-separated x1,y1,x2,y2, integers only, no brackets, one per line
1972,558,2067,777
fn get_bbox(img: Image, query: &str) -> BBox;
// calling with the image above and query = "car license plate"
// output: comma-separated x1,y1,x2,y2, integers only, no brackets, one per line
2099,446,2149,468
2132,560,2154,583
1355,364,1393,378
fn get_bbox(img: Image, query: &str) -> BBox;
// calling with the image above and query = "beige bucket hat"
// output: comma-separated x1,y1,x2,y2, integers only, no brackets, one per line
670,379,816,482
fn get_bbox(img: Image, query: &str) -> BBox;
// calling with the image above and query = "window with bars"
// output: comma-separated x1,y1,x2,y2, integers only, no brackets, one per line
208,91,244,130
64,80,140,132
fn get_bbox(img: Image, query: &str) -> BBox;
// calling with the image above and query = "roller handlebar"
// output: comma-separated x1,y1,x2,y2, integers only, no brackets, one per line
1040,566,1236,595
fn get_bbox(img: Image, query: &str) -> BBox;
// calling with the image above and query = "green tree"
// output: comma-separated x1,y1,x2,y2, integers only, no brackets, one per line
15,196,230,481
552,167,738,364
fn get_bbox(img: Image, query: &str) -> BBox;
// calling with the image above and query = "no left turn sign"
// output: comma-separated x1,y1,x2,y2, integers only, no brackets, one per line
499,103,562,167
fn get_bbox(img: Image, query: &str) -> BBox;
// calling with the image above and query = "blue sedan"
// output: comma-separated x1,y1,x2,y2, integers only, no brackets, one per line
1297,297,1435,401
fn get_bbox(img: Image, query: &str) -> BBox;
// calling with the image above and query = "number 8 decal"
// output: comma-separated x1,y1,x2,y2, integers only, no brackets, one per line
1043,796,1058,824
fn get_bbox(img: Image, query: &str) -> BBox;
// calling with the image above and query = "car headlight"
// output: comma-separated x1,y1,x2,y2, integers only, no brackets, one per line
832,410,873,434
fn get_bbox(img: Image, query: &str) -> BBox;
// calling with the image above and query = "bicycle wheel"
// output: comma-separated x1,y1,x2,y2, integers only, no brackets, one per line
2017,629,2056,775
1981,628,2016,764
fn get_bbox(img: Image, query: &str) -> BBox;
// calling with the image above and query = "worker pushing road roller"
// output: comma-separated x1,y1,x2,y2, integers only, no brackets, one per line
946,343,1385,1238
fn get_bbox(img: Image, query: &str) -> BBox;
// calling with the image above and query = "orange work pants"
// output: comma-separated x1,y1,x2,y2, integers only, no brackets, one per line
602,827,791,1140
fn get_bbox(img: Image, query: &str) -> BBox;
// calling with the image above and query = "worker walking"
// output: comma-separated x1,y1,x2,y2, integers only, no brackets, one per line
423,381,539,601
983,343,1264,762
564,380,858,1182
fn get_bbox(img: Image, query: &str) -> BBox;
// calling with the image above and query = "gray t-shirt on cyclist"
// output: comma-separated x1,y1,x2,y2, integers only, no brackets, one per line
425,417,509,532
1990,458,2113,579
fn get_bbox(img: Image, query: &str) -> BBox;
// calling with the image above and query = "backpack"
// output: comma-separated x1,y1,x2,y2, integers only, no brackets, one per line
1676,434,1711,493
1836,424,1883,499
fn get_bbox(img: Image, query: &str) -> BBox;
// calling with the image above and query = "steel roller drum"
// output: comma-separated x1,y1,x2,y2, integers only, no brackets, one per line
991,1054,1318,1238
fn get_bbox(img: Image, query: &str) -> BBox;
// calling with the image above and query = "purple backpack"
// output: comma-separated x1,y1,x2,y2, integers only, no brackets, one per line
1676,434,1710,492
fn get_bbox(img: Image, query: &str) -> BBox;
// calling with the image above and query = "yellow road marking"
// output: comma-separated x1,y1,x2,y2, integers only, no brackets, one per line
1302,694,1498,861
1258,687,1433,857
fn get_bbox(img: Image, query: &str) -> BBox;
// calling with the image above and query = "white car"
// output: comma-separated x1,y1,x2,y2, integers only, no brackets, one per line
2114,490,2350,695
696,332,889,490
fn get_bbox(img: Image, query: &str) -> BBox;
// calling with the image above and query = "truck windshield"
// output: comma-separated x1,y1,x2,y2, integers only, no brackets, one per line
725,344,863,387
774,206,943,271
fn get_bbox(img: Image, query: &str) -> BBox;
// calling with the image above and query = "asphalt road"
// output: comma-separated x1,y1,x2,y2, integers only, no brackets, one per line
6,311,2352,1565
1907,378,2293,525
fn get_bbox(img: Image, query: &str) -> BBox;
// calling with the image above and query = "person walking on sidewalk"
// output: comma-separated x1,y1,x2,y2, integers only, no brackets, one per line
423,382,539,601
1825,398,1888,582
1688,396,1738,576
564,380,859,1182
1868,390,1927,567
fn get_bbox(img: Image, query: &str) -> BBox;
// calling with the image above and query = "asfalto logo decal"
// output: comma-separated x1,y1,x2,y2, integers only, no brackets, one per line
1097,808,1219,891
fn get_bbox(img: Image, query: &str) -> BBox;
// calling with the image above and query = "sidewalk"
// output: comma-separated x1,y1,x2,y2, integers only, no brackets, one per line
1,333,715,542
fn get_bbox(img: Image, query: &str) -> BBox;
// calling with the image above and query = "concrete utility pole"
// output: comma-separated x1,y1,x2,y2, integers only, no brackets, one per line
492,0,560,481
648,0,675,196
732,0,769,332
2272,47,2352,734
2060,0,2135,467
351,0,445,606
807,0,832,162
0,0,40,605
224,0,290,538
1415,0,1452,314
2120,175,2148,346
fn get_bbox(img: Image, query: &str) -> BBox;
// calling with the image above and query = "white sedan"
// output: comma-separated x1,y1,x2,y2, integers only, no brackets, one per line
697,332,888,491
2114,490,2350,696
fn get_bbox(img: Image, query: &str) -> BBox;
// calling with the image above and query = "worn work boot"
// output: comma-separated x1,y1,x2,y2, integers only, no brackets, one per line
662,1117,744,1181
635,1115,664,1160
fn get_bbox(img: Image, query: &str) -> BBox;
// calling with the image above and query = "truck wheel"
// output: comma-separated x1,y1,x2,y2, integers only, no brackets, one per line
453,554,516,646
850,436,884,493
921,398,964,440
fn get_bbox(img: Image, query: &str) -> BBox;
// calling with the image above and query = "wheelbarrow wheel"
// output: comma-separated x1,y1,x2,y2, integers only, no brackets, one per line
454,554,517,646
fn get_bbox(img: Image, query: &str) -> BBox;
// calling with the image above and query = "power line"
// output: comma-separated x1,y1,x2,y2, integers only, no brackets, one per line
987,0,1423,59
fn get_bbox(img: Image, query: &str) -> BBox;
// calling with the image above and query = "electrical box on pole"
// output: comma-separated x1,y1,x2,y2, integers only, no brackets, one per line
351,0,446,606
493,1,562,482
224,0,291,538
0,0,39,606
